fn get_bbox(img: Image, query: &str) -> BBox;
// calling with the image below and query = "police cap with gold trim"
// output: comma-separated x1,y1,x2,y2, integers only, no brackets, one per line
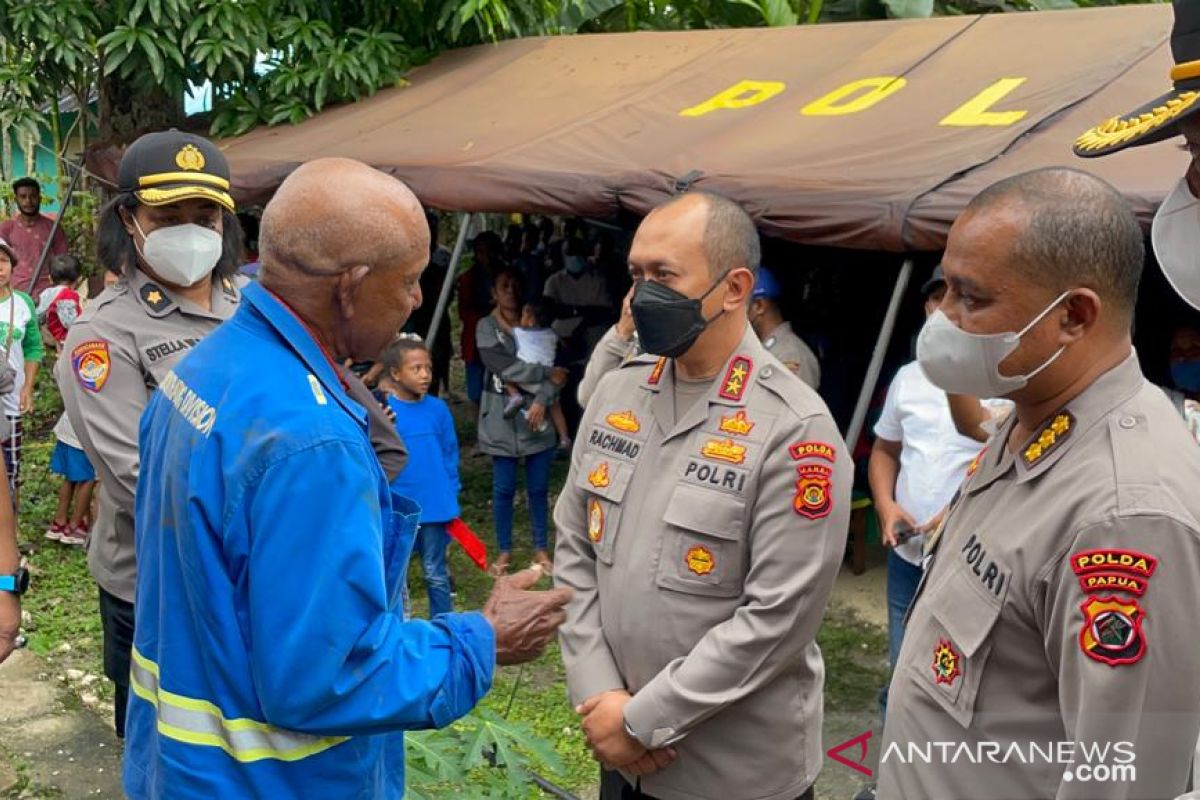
1075,0,1200,158
118,129,235,213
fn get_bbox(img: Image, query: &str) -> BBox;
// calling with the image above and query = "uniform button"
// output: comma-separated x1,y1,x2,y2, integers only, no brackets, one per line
762,366,774,378
1119,415,1137,429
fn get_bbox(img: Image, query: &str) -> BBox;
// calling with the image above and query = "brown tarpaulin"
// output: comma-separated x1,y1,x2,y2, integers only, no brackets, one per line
93,4,1188,251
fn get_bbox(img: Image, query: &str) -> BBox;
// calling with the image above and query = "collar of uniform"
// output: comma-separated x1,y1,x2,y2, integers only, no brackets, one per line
647,325,766,441
129,268,239,321
240,282,365,426
129,268,178,318
965,415,1018,495
1013,350,1144,484
764,320,793,347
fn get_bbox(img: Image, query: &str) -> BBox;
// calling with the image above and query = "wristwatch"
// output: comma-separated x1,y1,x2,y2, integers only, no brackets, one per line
0,567,29,596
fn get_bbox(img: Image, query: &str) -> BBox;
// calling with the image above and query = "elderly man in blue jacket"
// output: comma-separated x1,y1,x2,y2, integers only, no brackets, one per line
125,158,571,799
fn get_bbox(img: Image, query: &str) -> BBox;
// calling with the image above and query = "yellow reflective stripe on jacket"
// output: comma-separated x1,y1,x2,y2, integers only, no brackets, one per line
130,647,348,763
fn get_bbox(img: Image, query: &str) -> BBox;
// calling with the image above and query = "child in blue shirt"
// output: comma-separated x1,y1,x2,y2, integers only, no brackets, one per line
379,334,459,617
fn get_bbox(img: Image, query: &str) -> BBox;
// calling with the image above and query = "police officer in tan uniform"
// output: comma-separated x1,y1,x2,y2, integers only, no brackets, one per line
555,192,850,800
879,169,1200,800
57,130,245,737
748,267,820,389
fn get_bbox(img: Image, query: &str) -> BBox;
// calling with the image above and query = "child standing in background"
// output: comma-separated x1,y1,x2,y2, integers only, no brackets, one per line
379,335,459,617
36,255,83,355
43,255,94,546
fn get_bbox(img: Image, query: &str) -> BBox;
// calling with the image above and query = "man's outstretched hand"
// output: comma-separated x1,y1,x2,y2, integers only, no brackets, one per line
483,567,572,666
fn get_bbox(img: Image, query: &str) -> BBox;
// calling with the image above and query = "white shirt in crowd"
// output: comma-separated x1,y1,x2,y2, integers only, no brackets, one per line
874,361,1010,565
0,291,36,418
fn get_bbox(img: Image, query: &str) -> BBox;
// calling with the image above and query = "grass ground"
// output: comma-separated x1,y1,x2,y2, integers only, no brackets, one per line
14,350,888,798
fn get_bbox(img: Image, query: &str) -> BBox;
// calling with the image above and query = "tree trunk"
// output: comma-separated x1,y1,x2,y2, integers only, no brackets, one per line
98,74,184,144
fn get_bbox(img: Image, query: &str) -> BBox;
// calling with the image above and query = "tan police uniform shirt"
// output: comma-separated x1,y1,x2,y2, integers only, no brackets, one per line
763,321,820,390
57,269,241,603
554,326,850,800
879,353,1200,800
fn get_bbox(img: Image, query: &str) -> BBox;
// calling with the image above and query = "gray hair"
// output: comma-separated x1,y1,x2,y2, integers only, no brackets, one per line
967,168,1143,316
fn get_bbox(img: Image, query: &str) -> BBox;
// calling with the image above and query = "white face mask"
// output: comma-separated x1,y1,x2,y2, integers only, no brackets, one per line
1151,176,1200,311
133,217,222,288
916,291,1070,398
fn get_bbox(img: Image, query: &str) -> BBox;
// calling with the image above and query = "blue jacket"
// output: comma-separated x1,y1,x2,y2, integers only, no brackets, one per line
388,394,460,524
125,283,495,799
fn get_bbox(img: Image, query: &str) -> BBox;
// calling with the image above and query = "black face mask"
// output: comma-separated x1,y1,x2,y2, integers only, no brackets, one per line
630,274,727,358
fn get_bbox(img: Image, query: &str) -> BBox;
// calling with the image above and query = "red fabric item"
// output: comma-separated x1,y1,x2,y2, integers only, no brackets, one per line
45,286,82,343
447,518,487,572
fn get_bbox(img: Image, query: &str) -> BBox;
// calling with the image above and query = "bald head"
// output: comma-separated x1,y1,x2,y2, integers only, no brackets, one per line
963,167,1143,319
649,192,760,279
259,158,429,280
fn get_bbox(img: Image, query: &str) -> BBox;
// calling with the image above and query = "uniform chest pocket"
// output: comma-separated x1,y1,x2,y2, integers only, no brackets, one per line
905,562,1005,728
574,452,633,566
655,483,747,599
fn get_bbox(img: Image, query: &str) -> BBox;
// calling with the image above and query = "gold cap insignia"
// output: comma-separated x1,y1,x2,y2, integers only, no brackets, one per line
701,438,746,465
1074,91,1200,155
175,144,206,171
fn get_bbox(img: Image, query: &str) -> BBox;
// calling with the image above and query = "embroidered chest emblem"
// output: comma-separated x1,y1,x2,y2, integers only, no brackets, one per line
588,498,605,543
588,461,611,489
1022,411,1074,466
701,438,746,465
794,464,833,519
718,410,754,436
685,545,715,576
605,410,641,434
932,638,962,686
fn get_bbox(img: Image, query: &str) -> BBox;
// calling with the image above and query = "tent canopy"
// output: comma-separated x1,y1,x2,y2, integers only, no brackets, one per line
212,4,1184,252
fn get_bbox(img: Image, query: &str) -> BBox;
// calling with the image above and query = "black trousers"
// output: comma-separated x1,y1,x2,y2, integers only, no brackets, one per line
98,587,135,738
600,769,814,800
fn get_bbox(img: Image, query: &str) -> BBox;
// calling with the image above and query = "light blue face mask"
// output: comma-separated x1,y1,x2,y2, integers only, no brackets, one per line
564,256,587,275
1172,360,1200,393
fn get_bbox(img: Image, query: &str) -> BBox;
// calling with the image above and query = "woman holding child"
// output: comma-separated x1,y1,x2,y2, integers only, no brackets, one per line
476,266,566,576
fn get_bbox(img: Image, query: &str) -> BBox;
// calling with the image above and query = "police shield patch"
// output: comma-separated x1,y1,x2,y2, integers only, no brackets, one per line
72,340,111,393
794,464,833,519
1080,595,1146,666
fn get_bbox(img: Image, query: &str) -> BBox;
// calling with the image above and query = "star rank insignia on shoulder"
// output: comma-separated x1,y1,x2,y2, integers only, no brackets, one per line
719,355,753,402
140,283,171,313
1022,411,1074,467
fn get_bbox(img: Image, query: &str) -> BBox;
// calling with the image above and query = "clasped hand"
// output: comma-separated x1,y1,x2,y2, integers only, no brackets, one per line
577,690,677,777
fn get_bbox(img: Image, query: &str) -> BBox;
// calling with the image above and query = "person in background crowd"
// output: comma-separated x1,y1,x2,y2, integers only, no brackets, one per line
380,334,460,617
545,238,616,434
38,253,93,547
548,217,584,275
879,168,1200,800
505,299,571,452
404,211,453,397
748,266,820,389
864,265,1004,758
577,276,640,410
556,192,848,800
1165,320,1200,444
126,157,572,800
458,231,501,417
478,266,567,577
236,211,261,280
0,459,24,666
0,237,44,509
36,254,83,354
0,177,67,297
515,223,547,304
57,130,244,738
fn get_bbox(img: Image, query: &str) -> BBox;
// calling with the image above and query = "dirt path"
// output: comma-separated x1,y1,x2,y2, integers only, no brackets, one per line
0,650,123,799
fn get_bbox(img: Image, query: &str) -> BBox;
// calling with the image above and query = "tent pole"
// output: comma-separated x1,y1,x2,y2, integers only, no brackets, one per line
844,258,913,451
425,212,473,345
